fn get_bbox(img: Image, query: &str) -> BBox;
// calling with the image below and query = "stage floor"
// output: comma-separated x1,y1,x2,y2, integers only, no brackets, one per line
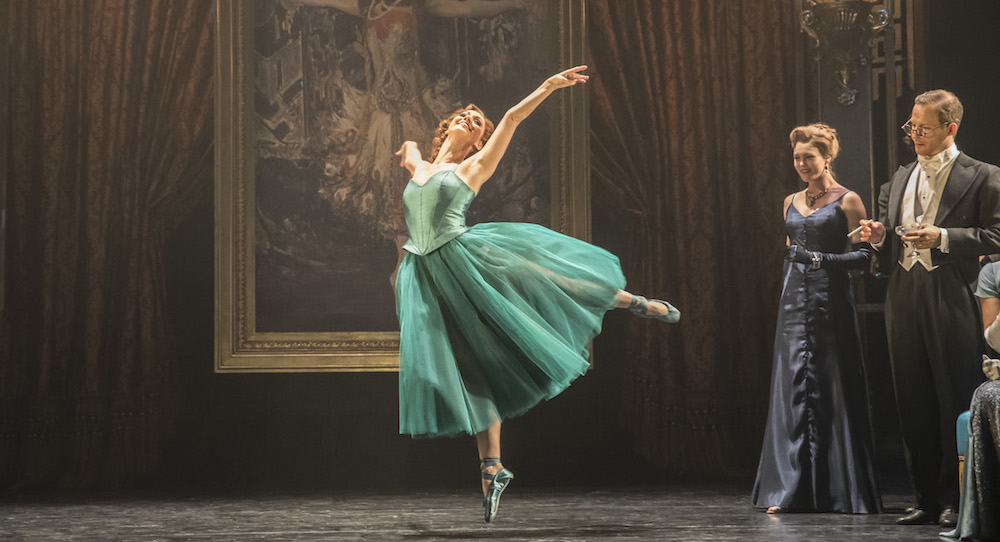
1,486,949,541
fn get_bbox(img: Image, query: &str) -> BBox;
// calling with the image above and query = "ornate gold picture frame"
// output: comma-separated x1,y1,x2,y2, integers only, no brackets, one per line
215,0,588,372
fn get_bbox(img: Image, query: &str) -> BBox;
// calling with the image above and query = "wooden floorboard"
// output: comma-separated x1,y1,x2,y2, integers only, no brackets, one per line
0,486,950,541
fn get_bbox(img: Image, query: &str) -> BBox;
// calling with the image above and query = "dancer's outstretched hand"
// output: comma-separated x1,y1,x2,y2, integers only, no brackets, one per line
545,65,589,89
396,141,421,169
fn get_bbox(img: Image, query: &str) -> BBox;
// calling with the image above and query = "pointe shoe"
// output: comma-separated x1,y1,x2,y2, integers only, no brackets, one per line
628,295,680,323
480,458,514,523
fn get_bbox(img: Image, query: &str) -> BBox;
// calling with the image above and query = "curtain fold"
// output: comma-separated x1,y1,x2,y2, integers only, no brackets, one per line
589,0,803,478
2,0,214,488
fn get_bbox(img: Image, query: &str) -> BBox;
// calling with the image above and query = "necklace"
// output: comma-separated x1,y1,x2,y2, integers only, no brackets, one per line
805,188,828,207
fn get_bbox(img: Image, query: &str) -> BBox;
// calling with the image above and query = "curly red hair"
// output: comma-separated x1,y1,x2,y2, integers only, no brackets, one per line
428,104,495,161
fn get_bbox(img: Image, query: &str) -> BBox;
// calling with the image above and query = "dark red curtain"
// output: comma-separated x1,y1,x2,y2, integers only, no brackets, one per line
589,0,803,478
2,0,214,488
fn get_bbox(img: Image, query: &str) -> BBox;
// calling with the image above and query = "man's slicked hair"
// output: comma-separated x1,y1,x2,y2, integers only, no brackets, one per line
915,89,963,127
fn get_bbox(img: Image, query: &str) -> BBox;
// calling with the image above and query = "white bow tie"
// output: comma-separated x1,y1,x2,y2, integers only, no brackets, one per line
918,154,944,177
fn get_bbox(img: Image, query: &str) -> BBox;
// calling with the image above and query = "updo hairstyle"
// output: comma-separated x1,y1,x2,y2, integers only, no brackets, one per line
428,104,495,162
789,123,839,176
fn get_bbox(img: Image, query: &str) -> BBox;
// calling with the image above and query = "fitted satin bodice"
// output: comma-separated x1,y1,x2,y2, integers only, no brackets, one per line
401,170,476,255
785,197,851,255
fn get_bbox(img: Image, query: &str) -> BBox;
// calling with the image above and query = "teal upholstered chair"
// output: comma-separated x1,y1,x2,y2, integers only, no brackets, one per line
957,410,971,486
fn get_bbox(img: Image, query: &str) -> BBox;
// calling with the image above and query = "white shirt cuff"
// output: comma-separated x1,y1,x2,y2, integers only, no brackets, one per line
939,228,950,253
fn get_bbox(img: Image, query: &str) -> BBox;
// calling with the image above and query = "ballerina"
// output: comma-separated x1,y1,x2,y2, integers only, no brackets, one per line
393,65,679,523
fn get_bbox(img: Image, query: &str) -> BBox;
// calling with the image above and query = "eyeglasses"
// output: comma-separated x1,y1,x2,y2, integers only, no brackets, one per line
901,121,948,137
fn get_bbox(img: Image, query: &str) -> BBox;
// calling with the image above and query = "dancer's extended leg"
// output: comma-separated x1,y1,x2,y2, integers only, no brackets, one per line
615,290,681,322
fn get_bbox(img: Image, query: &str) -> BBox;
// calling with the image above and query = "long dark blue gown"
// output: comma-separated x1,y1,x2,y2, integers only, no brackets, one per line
752,194,883,514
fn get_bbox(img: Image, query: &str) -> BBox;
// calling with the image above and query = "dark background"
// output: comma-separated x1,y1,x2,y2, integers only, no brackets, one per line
3,0,1000,494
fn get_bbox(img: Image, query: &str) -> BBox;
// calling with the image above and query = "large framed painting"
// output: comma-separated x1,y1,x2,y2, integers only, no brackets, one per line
216,0,589,372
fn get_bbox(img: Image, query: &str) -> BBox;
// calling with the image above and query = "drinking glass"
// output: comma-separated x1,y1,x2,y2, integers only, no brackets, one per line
895,224,920,259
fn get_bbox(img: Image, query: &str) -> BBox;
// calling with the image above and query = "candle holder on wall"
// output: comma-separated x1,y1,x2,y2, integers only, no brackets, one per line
801,0,889,106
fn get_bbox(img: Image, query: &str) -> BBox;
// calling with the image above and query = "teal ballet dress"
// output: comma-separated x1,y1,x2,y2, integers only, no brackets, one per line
396,169,626,438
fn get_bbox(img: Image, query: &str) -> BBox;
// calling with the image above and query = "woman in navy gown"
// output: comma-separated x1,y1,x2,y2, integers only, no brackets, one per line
752,123,883,514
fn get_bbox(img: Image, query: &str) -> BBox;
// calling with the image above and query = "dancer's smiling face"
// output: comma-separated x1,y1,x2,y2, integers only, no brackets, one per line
429,104,494,162
447,108,488,150
792,142,829,184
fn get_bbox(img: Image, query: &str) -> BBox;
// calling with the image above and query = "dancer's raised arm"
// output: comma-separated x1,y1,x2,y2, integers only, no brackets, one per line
457,66,589,189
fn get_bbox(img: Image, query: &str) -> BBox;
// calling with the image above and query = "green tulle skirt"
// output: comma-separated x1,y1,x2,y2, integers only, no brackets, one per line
396,222,626,438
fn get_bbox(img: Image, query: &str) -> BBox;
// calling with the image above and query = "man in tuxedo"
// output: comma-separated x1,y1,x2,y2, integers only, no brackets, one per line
861,89,1000,527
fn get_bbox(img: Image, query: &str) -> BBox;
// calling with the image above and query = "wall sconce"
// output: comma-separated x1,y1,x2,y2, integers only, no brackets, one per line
801,0,889,106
